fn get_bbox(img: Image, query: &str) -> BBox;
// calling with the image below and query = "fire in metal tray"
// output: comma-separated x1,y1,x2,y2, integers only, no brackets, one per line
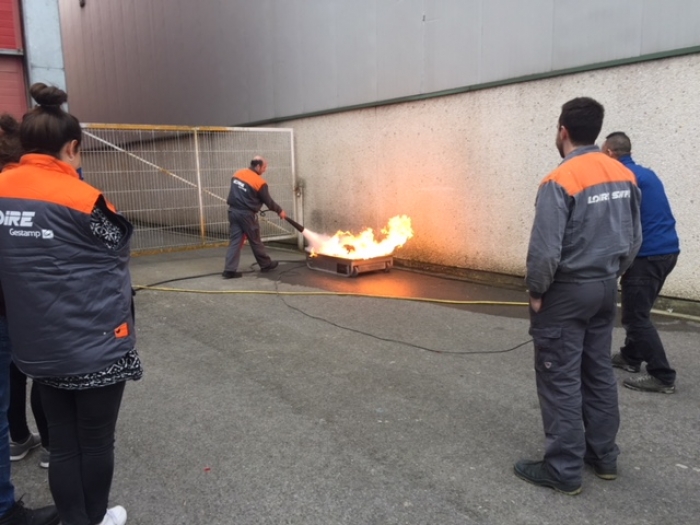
307,252,395,277
305,215,413,277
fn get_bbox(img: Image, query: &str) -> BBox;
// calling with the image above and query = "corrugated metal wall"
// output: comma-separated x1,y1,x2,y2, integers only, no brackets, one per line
0,0,22,50
58,0,700,126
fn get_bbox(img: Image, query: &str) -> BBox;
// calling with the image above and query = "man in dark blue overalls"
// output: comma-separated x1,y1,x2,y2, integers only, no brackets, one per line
223,156,287,279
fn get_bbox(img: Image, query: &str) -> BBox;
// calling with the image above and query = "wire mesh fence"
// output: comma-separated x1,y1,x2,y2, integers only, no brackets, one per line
80,124,298,253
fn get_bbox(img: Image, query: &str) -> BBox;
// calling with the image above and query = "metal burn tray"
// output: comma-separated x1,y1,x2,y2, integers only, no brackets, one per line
306,253,393,277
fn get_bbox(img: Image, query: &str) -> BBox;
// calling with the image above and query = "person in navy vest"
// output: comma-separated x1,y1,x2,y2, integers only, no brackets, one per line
0,113,51,472
603,132,680,394
0,84,142,525
0,115,59,525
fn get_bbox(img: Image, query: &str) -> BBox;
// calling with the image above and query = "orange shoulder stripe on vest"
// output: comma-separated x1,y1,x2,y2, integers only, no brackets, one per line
541,152,637,196
0,166,101,215
233,168,266,192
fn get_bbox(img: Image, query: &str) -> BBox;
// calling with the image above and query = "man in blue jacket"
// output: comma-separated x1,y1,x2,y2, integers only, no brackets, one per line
603,132,680,394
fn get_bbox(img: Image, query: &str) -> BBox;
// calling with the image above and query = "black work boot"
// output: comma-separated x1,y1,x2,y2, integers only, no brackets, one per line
611,352,641,373
584,458,618,480
513,459,582,495
260,261,279,272
0,501,60,525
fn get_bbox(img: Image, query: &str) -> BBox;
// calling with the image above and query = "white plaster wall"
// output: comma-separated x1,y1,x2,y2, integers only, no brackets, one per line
280,54,700,301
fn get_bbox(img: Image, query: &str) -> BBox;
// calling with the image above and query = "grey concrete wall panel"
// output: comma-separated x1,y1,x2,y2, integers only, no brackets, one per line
219,0,276,125
64,0,129,123
480,0,553,83
552,0,643,71
640,0,700,54
423,0,481,92
299,0,338,114
90,1,122,121
102,2,128,121
161,0,214,126
272,1,305,117
375,0,424,100
335,1,377,107
124,0,154,123
22,0,67,90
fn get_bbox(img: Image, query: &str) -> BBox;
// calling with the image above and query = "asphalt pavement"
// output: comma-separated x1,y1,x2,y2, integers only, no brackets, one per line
12,246,700,525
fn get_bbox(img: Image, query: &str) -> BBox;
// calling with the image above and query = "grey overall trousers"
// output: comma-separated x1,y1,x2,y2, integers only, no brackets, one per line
224,209,272,272
529,278,620,485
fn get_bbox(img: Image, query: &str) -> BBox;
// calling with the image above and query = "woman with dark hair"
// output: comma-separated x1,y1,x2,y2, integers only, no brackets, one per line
0,84,143,525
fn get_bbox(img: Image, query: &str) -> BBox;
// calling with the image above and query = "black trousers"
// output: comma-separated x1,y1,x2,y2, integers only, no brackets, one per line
38,381,126,525
620,254,678,385
8,361,48,447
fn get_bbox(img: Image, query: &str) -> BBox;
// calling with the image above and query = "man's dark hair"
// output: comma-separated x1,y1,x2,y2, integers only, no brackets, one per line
559,97,604,145
605,131,632,156
250,159,263,169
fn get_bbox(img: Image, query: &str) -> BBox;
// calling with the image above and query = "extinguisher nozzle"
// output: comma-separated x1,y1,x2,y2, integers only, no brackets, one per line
284,216,305,233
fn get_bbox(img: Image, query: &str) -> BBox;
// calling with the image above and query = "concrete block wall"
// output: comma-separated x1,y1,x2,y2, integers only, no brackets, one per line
279,54,700,301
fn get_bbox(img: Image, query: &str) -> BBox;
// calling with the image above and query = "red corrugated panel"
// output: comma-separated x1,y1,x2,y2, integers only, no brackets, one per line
0,56,27,117
0,0,23,50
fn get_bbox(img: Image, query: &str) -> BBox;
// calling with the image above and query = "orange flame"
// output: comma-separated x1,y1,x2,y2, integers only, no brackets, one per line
307,215,413,260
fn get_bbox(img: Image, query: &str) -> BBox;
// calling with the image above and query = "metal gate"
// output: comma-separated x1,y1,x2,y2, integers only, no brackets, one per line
79,124,300,254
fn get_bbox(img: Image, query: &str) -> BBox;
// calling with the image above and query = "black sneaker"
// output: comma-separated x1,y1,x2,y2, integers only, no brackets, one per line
513,459,582,495
260,261,279,273
10,433,41,461
0,500,59,525
222,271,242,279
584,458,617,480
623,374,675,394
611,352,640,373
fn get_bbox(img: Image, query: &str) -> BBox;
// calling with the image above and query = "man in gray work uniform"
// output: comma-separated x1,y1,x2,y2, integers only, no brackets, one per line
515,98,642,495
222,156,287,279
